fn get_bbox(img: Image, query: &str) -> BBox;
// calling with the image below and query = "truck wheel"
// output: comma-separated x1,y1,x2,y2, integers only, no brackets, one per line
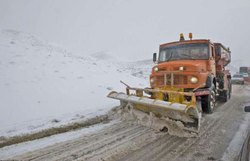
222,90,229,102
201,89,216,114
222,79,231,102
228,79,232,99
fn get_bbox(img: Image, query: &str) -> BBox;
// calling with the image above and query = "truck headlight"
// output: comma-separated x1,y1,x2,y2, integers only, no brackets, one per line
190,77,198,84
154,67,158,72
150,77,155,84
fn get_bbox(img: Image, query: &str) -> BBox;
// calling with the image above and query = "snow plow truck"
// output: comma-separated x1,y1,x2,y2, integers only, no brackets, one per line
108,33,231,135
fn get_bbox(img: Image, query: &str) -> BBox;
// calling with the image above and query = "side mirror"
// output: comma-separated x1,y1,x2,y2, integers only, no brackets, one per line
244,106,250,112
153,53,157,63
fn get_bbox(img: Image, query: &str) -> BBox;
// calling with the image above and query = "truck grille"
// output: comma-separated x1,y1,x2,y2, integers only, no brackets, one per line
155,75,188,86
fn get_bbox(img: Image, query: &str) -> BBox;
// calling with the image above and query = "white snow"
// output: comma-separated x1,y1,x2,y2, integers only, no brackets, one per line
0,120,118,160
0,29,152,137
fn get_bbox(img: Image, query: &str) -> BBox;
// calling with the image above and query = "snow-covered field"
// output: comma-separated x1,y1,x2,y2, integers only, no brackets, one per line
0,29,152,137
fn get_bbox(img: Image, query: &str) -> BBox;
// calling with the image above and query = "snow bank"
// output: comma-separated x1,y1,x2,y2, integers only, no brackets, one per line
220,107,250,161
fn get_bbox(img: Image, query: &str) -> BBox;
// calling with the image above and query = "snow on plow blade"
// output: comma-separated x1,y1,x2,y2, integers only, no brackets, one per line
107,91,201,136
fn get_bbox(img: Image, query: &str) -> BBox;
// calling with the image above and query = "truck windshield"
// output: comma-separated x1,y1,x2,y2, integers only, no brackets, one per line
158,43,209,62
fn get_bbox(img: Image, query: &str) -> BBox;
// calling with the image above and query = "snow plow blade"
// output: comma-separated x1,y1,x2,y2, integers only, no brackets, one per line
107,87,201,136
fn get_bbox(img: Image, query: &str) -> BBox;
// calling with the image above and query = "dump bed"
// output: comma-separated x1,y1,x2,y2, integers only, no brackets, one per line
214,43,231,67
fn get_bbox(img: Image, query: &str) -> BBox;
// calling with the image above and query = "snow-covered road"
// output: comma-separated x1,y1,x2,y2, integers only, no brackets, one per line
1,85,249,161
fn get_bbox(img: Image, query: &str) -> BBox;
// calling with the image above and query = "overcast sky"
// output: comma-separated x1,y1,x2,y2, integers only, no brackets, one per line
0,0,250,62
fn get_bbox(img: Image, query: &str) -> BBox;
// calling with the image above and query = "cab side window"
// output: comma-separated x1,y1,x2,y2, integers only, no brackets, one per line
211,46,214,59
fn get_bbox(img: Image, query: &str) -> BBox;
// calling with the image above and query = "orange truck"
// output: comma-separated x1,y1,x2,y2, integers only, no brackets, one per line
108,33,231,133
151,33,231,113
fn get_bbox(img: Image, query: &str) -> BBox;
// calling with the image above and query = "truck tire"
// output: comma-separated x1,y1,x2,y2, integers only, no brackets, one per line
201,88,216,114
222,79,231,102
228,79,232,99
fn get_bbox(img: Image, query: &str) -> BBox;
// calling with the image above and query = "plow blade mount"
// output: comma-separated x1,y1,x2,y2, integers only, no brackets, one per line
108,91,201,135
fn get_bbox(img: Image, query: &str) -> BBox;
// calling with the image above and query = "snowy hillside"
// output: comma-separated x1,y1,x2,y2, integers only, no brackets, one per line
0,29,153,137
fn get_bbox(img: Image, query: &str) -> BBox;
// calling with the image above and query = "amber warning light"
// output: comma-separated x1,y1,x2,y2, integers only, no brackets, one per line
189,33,193,40
180,33,185,41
